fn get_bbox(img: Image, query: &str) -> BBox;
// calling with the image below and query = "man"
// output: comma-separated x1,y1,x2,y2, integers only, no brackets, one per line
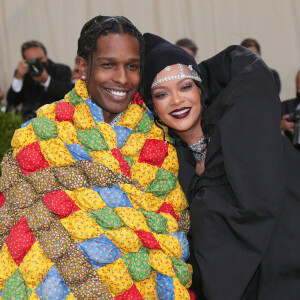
241,38,281,94
7,40,73,120
281,70,300,148
175,38,198,57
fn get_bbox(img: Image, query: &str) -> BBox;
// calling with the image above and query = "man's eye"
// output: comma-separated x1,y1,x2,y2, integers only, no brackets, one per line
128,64,140,70
102,63,113,68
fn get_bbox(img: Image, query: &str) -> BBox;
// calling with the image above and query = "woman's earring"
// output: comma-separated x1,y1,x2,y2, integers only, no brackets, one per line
81,75,86,80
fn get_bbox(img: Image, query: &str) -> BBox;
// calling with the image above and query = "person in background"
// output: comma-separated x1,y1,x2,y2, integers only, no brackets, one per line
143,32,300,300
241,38,281,93
176,38,198,57
281,70,300,148
6,40,73,120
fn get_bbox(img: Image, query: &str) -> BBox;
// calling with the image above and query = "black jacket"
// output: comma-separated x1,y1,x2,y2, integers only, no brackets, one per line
177,45,300,300
7,59,73,120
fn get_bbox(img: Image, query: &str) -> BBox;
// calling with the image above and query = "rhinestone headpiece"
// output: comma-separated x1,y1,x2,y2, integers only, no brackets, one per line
151,63,202,88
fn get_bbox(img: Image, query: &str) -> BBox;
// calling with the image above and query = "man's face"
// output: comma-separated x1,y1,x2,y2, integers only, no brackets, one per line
23,46,48,63
82,33,141,123
247,46,261,56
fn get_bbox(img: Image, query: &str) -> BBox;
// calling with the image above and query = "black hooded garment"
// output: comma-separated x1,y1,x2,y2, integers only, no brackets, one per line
176,45,300,300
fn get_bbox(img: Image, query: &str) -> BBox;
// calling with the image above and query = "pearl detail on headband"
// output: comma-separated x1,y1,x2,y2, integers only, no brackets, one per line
151,63,202,88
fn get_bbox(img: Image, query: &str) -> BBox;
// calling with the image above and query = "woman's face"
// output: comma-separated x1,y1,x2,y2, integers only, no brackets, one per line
79,33,141,123
151,65,202,137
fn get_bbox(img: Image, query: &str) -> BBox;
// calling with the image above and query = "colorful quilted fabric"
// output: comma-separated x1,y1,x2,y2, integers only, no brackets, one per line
0,79,193,299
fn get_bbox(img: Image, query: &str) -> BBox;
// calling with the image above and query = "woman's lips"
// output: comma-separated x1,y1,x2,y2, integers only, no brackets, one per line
170,107,191,119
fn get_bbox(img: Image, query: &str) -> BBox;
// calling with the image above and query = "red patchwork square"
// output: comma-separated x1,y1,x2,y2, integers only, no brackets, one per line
111,148,131,177
115,284,143,300
0,191,6,208
6,217,36,265
42,190,80,219
138,139,169,167
55,101,75,123
16,142,50,175
135,230,161,249
157,202,179,221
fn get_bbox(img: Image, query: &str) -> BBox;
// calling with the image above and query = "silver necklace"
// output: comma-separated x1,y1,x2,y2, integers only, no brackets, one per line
109,112,124,128
188,135,210,162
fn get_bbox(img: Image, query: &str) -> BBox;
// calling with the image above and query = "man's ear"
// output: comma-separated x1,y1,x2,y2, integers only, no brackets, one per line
77,56,88,78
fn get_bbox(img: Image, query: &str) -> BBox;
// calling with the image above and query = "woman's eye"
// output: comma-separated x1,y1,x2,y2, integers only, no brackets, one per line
181,83,192,91
153,92,167,99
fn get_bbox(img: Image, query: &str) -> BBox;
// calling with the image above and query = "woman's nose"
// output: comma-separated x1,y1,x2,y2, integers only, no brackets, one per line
172,91,184,105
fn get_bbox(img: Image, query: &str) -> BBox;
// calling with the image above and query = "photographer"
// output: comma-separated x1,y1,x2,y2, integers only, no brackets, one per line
6,40,73,120
281,70,300,149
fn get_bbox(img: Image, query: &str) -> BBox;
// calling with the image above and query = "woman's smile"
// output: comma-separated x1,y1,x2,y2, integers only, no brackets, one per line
170,107,191,118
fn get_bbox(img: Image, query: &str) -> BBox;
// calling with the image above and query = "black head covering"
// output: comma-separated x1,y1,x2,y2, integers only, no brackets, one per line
142,32,201,100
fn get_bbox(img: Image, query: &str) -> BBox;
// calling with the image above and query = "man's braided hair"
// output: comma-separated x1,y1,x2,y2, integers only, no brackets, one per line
77,16,145,90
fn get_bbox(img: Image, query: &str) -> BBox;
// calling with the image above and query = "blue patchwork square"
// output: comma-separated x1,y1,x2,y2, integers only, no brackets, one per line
77,234,122,269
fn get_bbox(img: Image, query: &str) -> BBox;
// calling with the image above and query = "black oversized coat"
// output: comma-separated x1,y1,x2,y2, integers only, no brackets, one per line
176,45,300,300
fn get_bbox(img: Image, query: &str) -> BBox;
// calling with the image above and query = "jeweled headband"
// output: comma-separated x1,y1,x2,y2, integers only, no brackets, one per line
151,63,202,88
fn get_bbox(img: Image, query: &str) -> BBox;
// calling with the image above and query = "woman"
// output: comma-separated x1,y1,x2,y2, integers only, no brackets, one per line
0,18,193,299
142,33,300,300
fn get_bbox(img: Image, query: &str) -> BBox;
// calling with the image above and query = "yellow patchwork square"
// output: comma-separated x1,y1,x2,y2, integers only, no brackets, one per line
130,162,158,188
74,78,90,100
135,272,158,300
119,104,144,129
61,210,103,242
174,277,191,299
11,123,37,149
120,133,147,157
97,258,133,295
161,144,179,174
165,182,188,213
105,227,142,253
147,123,168,140
114,207,149,232
149,250,175,277
36,103,56,120
89,150,120,173
120,184,163,212
154,233,182,259
73,102,95,130
65,293,77,300
65,188,106,211
144,193,165,212
40,138,76,167
159,212,178,233
0,244,18,290
97,123,117,149
19,241,53,290
56,121,79,144
29,291,41,300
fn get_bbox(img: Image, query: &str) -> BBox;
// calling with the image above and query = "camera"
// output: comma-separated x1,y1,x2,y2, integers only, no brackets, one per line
287,109,300,148
293,108,300,148
27,58,45,77
287,112,295,122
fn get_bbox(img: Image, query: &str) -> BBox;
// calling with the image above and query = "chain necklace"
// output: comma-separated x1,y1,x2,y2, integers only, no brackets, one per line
188,135,210,163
